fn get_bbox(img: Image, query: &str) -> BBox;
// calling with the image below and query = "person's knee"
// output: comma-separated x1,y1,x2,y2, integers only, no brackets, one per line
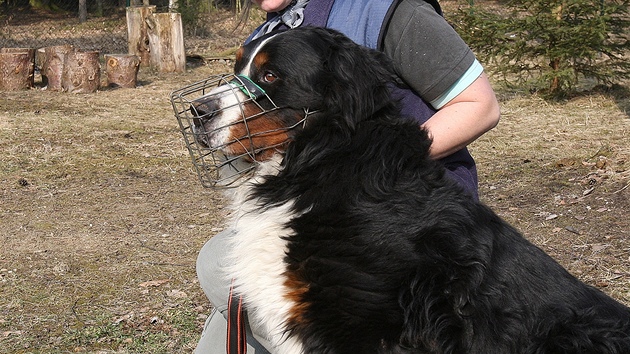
196,230,234,312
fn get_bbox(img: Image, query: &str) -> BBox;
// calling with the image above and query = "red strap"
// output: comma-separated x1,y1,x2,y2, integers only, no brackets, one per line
227,281,247,354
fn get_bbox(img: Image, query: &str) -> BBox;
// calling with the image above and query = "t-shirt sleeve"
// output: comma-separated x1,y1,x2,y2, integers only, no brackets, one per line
382,0,479,107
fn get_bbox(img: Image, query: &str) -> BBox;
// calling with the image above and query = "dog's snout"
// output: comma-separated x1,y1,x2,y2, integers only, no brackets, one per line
191,98,219,127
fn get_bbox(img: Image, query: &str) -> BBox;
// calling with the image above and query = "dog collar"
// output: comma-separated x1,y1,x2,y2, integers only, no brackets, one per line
230,74,266,100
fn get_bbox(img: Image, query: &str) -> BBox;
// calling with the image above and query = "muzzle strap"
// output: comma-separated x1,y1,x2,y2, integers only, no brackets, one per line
230,75,266,100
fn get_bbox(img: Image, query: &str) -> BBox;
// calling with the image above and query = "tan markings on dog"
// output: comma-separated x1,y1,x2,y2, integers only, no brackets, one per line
235,47,244,64
284,269,310,327
224,104,292,161
253,51,269,72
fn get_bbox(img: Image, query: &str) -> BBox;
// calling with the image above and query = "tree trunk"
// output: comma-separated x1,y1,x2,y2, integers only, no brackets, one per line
42,44,74,91
145,12,186,73
79,0,87,22
549,3,564,94
104,54,140,88
126,5,155,67
0,48,35,90
61,50,100,93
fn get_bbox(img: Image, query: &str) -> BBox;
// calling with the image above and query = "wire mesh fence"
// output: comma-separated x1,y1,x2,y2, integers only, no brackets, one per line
0,0,247,57
3,0,133,54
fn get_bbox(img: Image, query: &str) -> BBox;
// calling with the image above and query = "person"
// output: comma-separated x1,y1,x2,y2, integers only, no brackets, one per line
194,0,501,352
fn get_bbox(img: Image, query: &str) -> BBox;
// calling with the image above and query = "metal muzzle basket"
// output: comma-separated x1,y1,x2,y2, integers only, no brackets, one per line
170,73,280,188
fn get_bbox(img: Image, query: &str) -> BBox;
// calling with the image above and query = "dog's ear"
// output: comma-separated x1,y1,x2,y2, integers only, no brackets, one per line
318,29,397,129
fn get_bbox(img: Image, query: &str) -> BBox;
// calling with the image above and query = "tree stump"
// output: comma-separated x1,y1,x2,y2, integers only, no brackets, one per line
42,45,74,91
0,48,35,90
126,5,155,67
61,50,100,94
104,54,140,88
35,48,45,70
145,12,185,73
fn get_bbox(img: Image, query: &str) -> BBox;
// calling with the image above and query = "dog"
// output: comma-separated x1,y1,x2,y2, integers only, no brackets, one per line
187,27,630,353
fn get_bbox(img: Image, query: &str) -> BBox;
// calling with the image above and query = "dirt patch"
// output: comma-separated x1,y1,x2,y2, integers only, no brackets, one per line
1,4,629,353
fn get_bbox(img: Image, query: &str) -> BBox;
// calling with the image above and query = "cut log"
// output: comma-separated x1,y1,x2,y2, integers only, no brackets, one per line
126,5,155,67
42,45,74,91
0,48,35,90
61,50,100,94
35,48,45,70
104,54,140,88
145,12,185,73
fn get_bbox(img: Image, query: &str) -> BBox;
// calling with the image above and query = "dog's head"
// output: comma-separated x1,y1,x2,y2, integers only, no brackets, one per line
176,27,397,186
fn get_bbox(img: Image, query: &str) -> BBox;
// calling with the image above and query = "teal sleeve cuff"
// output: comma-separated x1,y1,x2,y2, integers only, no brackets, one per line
430,59,484,109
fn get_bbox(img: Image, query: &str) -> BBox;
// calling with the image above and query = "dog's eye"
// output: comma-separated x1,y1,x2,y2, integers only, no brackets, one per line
263,72,277,83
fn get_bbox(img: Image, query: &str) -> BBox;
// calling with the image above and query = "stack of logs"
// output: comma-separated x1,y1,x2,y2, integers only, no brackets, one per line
0,46,141,93
0,7,185,93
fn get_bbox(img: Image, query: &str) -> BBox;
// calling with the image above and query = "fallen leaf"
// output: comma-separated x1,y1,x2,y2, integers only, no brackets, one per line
166,289,188,299
592,244,610,253
139,279,169,287
2,330,22,337
113,313,133,324
595,157,607,169
565,226,580,234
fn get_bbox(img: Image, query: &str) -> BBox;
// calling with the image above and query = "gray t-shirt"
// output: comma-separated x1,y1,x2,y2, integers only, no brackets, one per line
383,0,477,105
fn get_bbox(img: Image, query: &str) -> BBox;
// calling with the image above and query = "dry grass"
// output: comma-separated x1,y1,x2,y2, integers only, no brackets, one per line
0,65,235,353
473,92,630,302
1,3,629,353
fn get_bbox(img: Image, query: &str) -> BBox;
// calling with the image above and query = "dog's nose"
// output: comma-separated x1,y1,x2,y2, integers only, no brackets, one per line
191,97,219,128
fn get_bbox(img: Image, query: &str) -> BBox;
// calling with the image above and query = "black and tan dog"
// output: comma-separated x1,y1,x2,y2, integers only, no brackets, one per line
187,27,630,353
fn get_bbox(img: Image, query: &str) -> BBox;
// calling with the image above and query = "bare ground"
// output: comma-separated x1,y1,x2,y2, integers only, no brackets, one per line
1,3,630,353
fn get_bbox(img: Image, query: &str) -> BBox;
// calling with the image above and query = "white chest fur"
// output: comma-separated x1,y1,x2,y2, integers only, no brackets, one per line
224,158,305,353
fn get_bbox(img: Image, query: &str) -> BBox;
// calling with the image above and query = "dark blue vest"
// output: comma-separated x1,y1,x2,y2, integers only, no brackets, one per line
248,0,478,199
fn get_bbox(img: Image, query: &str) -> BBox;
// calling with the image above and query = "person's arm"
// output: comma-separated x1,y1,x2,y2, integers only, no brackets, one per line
423,72,500,159
383,0,500,158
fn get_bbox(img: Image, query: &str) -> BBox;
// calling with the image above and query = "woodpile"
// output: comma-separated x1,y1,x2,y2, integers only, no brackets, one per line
0,6,187,92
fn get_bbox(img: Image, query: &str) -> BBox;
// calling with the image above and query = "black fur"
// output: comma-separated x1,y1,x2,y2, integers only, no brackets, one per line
244,27,630,353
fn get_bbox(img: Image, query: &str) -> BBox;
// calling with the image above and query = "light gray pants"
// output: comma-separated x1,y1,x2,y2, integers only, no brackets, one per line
194,230,273,354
